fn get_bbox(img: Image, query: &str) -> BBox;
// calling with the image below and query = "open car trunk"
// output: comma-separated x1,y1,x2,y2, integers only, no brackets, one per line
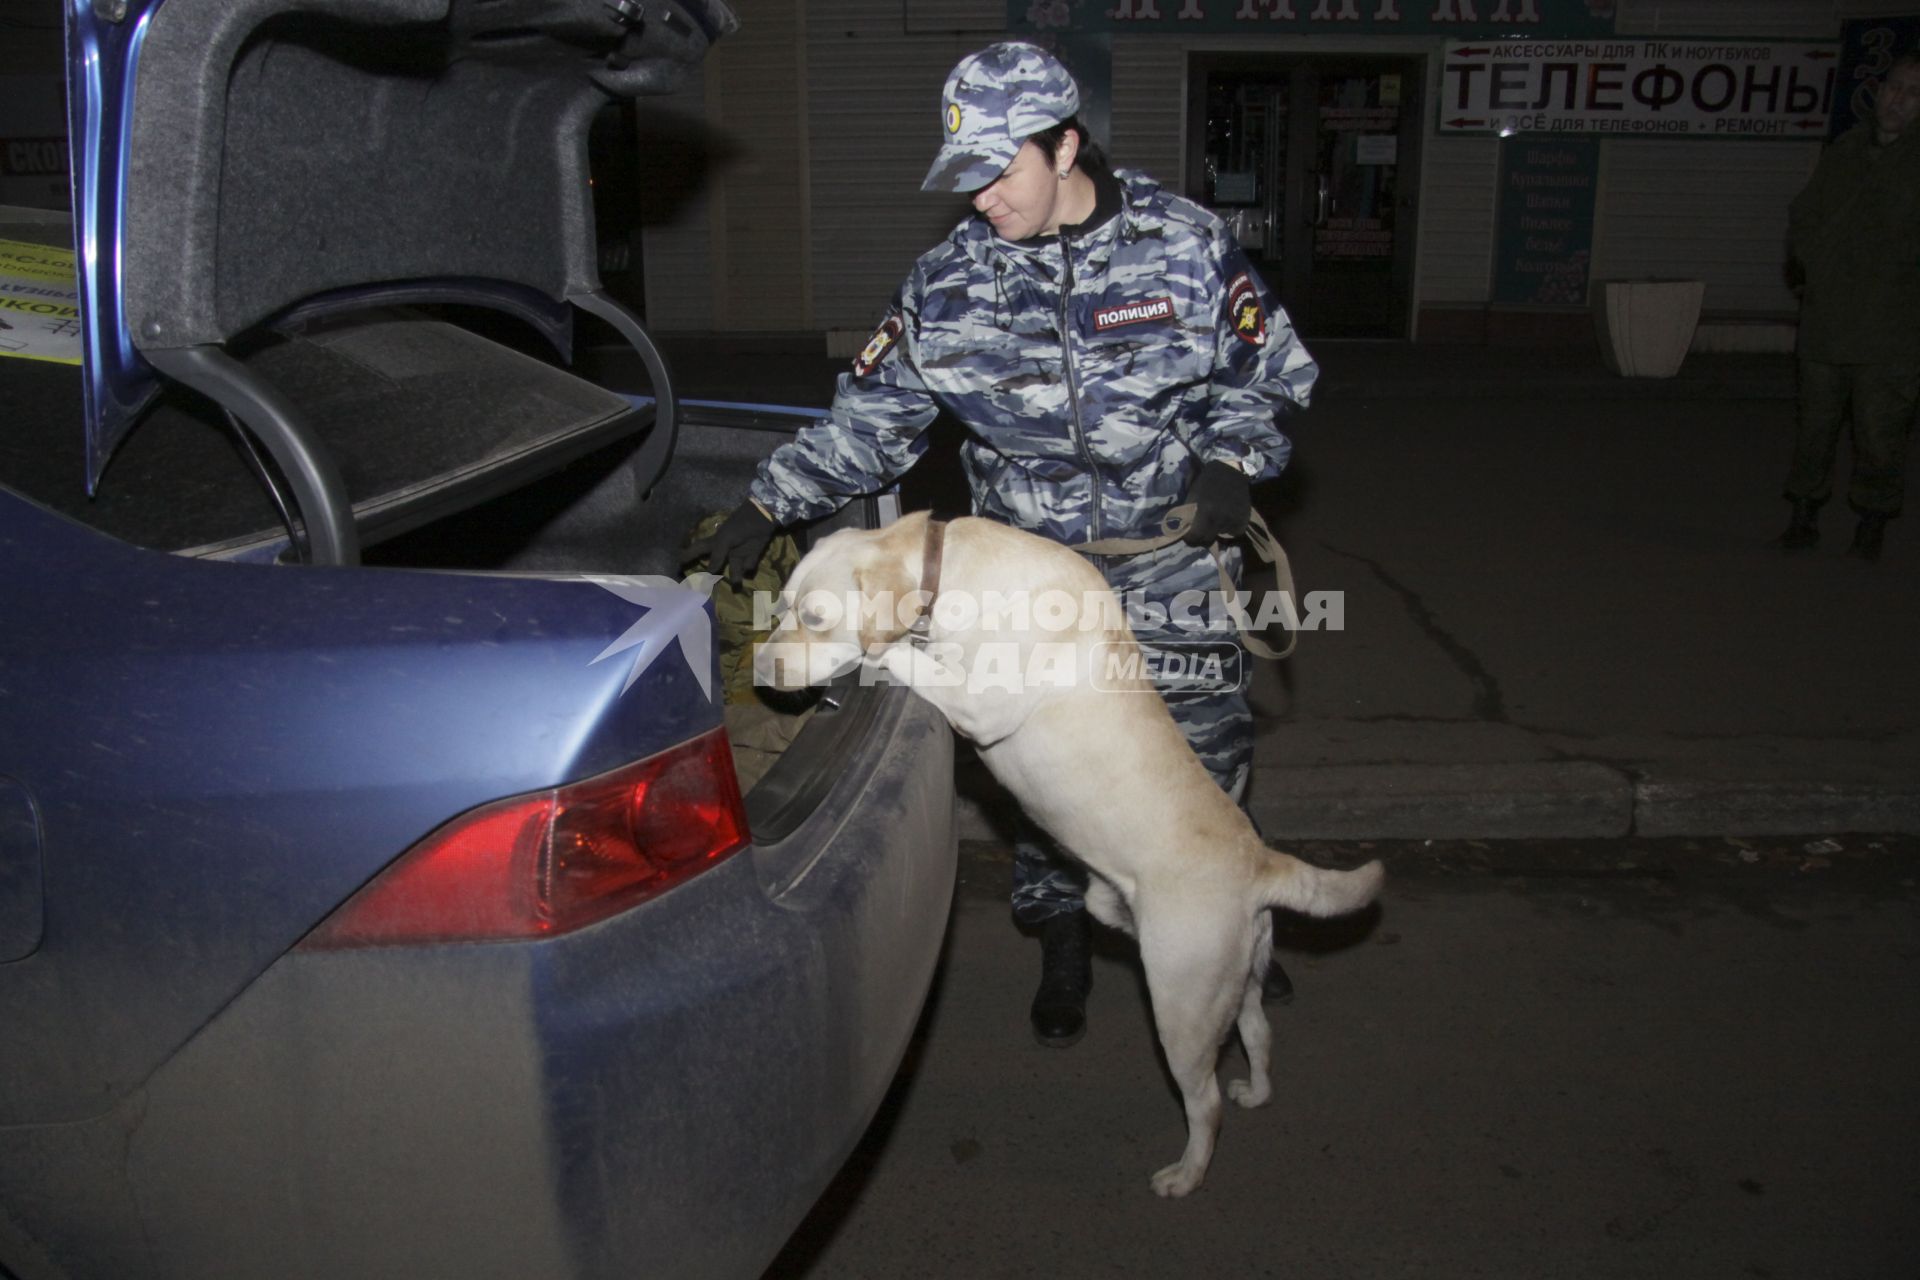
65,0,741,564
10,0,892,833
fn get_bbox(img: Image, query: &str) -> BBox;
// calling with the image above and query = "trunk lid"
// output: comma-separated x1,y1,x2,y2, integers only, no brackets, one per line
63,0,736,555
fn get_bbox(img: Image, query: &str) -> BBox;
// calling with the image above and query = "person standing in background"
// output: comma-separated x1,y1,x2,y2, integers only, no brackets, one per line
1776,51,1920,562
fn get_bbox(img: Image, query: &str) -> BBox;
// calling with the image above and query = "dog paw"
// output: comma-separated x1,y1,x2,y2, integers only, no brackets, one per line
1150,1161,1204,1198
1228,1078,1270,1109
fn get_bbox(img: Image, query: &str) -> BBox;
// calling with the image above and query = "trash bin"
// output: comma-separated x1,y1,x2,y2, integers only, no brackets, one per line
1592,279,1706,378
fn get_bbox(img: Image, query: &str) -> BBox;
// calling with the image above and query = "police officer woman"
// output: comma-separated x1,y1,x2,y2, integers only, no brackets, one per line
698,42,1316,1047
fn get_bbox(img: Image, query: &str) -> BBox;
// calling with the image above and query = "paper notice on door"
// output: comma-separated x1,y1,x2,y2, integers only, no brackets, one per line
1355,134,1398,166
1214,170,1257,203
0,238,82,365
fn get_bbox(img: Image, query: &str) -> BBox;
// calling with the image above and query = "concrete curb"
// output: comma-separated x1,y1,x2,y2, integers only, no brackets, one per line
955,760,1636,843
954,760,1920,844
1247,761,1633,840
1633,777,1920,838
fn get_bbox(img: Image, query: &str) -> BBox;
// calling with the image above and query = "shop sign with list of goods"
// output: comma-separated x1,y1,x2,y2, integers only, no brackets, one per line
1440,38,1837,138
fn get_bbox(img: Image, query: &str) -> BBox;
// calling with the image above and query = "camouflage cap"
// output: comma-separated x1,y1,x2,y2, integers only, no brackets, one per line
921,42,1081,194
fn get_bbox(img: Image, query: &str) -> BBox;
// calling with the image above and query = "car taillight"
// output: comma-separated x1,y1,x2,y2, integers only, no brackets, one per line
299,728,749,949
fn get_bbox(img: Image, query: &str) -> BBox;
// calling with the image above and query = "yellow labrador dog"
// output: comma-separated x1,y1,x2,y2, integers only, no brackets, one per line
755,512,1382,1197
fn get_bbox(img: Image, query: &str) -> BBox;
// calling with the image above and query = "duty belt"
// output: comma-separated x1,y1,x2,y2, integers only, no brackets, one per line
1069,504,1298,661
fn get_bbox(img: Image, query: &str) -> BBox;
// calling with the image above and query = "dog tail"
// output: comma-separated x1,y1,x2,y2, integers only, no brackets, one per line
1258,851,1384,918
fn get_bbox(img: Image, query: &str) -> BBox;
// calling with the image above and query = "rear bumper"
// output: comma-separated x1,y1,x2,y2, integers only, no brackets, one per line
6,689,954,1280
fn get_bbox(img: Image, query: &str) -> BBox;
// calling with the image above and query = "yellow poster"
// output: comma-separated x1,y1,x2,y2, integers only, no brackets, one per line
0,238,82,365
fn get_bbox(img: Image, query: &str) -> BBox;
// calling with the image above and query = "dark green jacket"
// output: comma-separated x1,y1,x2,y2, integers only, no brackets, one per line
1788,124,1920,365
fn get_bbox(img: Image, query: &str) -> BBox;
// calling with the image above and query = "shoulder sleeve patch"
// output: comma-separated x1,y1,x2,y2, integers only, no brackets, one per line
853,312,905,378
1226,272,1267,348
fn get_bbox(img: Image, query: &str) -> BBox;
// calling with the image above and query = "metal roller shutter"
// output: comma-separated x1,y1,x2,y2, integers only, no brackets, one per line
1595,0,1838,324
637,69,718,332
1111,36,1184,188
810,1,1004,346
1592,140,1818,315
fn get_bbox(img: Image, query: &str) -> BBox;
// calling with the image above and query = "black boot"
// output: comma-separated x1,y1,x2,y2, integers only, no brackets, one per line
1029,909,1091,1048
1847,512,1888,562
1776,498,1820,551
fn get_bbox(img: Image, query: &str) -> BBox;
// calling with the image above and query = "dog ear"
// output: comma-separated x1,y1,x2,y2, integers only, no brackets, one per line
853,551,917,653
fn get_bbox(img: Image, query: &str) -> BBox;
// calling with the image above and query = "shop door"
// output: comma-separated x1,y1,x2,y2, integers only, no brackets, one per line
1188,56,1422,340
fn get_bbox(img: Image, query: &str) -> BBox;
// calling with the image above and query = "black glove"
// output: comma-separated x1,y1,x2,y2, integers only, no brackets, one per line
1181,459,1253,546
686,501,777,583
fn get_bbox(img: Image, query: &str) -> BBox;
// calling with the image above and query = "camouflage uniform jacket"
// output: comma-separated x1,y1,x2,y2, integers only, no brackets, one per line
1788,123,1920,366
748,168,1317,548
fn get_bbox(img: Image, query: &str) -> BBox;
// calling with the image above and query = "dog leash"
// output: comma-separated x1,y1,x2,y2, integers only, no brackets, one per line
1068,505,1298,660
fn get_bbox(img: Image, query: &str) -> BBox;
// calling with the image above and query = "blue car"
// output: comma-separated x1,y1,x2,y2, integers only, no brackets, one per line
0,3,955,1278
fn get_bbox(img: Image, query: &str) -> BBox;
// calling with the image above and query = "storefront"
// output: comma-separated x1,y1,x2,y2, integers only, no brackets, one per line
635,0,1918,350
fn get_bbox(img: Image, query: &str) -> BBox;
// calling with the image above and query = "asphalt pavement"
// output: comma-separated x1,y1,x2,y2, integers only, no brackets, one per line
761,834,1920,1279
633,333,1920,844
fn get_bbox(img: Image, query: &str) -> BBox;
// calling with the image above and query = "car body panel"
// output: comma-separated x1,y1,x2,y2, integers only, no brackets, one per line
0,779,42,964
64,0,160,488
0,492,718,1124
0,683,952,1280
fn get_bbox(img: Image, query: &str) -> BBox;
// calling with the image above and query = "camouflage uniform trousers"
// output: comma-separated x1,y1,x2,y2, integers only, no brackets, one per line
1784,357,1920,517
1010,539,1254,926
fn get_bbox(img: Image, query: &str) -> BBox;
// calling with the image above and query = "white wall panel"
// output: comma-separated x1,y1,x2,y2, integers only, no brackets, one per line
1617,0,1920,35
1616,1,1840,38
1413,133,1501,304
1592,139,1817,314
903,0,1005,32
